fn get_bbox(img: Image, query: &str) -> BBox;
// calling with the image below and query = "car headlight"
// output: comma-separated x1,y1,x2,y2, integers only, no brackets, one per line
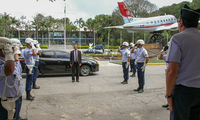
88,60,97,64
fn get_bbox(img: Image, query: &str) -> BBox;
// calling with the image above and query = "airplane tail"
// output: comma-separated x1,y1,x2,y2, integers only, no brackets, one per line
118,2,133,24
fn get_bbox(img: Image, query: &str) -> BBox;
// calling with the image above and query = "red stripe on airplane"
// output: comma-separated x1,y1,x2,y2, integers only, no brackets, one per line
124,23,174,28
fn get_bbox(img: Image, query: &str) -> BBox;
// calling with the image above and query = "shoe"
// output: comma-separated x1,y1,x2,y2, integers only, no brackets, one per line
76,80,79,82
72,80,75,83
32,85,40,89
162,104,169,108
138,89,144,93
26,92,34,101
32,82,40,89
138,85,144,93
19,116,28,120
134,86,140,91
130,74,135,77
121,80,128,84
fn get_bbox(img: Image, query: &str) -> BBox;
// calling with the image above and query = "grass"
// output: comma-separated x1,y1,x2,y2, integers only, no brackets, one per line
113,60,165,64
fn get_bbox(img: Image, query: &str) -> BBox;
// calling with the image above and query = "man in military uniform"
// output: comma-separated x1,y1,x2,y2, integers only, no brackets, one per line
24,38,36,100
32,40,41,89
130,43,137,77
159,44,169,110
11,38,28,120
134,39,149,93
166,5,200,120
118,42,130,84
0,37,24,120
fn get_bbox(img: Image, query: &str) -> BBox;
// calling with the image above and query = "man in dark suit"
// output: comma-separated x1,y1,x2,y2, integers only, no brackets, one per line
70,44,82,82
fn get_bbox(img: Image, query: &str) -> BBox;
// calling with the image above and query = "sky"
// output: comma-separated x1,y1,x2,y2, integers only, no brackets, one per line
0,0,191,23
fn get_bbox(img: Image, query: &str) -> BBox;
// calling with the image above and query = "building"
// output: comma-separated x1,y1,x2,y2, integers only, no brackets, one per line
11,30,97,45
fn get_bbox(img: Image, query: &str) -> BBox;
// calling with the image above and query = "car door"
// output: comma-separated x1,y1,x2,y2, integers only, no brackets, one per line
55,51,71,73
39,51,57,73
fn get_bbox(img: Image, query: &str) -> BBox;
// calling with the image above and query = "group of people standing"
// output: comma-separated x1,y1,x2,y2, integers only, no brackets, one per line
118,39,149,93
119,4,200,120
0,37,41,120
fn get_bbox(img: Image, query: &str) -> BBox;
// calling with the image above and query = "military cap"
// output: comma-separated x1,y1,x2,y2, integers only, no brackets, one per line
180,4,200,21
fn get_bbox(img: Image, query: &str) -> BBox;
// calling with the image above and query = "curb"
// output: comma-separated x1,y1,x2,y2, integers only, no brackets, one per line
109,61,166,65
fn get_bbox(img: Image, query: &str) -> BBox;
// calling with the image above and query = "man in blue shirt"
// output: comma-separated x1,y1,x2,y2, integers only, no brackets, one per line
166,4,200,120
130,43,137,77
134,39,149,93
118,42,130,84
24,38,36,100
0,37,22,120
32,40,41,89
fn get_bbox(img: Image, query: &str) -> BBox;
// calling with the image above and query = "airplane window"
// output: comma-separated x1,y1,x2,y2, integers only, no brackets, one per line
168,19,170,21
147,22,148,24
166,19,168,21
163,20,165,22
161,20,162,22
171,18,173,20
158,20,159,23
154,21,156,23
151,21,153,23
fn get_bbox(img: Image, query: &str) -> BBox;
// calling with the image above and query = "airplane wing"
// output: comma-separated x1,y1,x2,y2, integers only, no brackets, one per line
104,25,124,29
155,23,178,31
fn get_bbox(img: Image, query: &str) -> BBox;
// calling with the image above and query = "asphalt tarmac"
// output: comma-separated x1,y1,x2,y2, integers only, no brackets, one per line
20,61,169,120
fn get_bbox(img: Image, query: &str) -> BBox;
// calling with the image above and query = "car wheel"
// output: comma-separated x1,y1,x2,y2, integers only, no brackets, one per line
80,65,91,76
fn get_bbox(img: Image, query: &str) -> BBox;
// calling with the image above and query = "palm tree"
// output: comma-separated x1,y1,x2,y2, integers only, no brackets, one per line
9,17,19,38
2,12,10,37
32,13,45,40
74,18,84,46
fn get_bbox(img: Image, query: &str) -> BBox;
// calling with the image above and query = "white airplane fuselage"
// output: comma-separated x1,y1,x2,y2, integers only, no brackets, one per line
123,15,177,32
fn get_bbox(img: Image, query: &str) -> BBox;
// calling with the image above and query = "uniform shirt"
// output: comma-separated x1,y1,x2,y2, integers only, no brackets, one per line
162,55,169,68
121,48,130,62
130,48,137,59
20,49,24,57
24,47,35,65
136,47,148,61
0,56,23,98
166,28,200,88
33,48,40,61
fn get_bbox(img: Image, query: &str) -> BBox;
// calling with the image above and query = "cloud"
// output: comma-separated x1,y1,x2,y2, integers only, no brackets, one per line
0,0,188,23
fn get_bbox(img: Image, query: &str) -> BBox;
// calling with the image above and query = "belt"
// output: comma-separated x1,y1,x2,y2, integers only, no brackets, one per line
122,60,127,62
131,58,135,60
137,61,144,63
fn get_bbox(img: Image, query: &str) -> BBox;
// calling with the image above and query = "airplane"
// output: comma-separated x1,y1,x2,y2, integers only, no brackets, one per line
105,2,178,44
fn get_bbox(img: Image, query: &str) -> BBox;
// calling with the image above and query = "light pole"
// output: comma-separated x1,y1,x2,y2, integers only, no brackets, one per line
64,0,67,50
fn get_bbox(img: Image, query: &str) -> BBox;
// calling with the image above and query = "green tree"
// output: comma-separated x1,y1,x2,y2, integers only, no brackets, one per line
32,13,45,40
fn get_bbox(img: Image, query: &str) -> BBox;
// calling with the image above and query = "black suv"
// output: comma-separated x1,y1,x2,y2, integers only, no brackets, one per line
20,50,99,76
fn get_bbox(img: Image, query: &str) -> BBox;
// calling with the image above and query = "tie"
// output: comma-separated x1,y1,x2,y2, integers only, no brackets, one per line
75,50,77,62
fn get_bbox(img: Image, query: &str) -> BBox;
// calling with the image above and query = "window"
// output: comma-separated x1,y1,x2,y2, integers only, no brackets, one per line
157,20,159,23
163,20,165,22
166,19,168,21
154,21,156,23
171,18,173,20
56,52,69,59
42,52,54,58
161,20,162,22
151,21,153,24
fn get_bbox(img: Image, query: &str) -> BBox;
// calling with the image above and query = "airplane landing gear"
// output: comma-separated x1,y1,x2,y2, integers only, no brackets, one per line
146,31,164,44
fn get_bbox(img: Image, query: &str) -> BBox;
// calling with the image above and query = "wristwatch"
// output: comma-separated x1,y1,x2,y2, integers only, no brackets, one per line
165,94,172,99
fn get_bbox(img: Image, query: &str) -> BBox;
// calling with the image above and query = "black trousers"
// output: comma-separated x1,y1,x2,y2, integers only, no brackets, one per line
170,85,200,120
72,62,80,81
